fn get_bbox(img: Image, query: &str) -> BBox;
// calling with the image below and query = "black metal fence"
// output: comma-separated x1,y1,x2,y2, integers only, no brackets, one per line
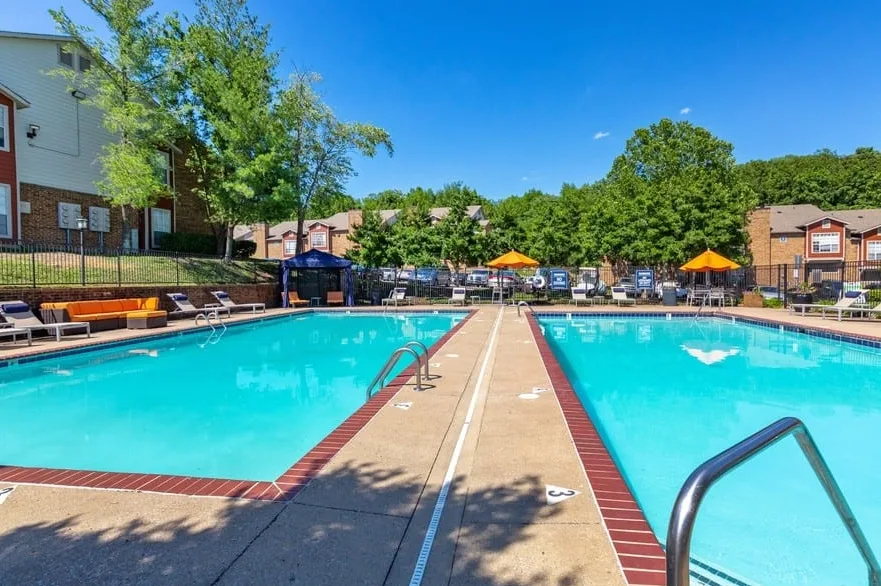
349,262,881,306
0,241,279,288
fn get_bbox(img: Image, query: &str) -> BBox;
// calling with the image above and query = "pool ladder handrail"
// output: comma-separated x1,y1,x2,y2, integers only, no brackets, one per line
666,416,881,586
516,301,532,317
365,342,429,400
194,310,227,333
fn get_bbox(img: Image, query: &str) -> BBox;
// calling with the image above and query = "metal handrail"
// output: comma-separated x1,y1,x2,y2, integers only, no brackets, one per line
194,313,215,332
516,301,532,317
402,341,430,380
366,346,424,400
666,417,881,586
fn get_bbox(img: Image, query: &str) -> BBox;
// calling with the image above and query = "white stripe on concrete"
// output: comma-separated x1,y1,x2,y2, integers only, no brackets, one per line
408,306,504,586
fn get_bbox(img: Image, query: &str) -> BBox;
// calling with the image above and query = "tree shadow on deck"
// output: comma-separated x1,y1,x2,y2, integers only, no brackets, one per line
0,460,585,586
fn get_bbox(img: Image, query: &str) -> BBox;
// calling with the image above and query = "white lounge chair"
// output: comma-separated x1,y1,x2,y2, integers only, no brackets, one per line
611,286,635,306
0,324,32,346
571,287,588,307
166,293,231,318
382,287,410,308
448,287,467,306
0,301,89,342
210,291,266,314
821,300,881,321
790,290,867,316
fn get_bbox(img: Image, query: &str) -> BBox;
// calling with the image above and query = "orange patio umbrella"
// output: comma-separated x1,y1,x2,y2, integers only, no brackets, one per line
680,249,741,272
486,250,540,269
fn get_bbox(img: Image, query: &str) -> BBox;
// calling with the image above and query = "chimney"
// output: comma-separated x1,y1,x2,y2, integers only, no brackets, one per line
347,209,363,231
252,223,270,258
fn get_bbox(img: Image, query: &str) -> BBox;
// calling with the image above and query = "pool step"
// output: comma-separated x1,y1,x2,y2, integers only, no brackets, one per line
690,556,760,586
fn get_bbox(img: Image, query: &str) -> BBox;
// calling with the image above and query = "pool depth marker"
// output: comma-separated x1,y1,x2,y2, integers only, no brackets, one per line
408,307,504,586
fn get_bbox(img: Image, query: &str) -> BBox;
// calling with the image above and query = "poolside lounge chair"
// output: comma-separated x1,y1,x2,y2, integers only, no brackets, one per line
790,290,867,316
0,324,32,346
611,286,636,307
571,287,588,307
326,291,344,306
166,293,230,318
0,301,90,341
382,287,410,308
821,301,881,321
448,287,467,306
285,292,309,307
210,291,266,314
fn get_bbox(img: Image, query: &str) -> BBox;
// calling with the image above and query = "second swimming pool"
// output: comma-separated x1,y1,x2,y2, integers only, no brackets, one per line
538,315,881,586
0,312,464,481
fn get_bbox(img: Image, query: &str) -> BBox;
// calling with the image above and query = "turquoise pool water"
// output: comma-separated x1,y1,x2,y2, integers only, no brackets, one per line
538,315,881,586
0,312,463,481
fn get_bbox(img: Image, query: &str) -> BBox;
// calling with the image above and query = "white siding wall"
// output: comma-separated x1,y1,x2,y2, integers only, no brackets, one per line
0,36,115,195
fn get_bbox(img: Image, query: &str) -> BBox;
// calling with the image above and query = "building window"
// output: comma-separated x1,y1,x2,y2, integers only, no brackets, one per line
868,241,881,261
811,232,840,254
58,46,74,68
779,236,787,243
0,104,7,151
0,184,10,238
310,231,327,249
153,151,171,187
283,240,296,255
77,54,91,72
150,208,171,249
821,219,831,229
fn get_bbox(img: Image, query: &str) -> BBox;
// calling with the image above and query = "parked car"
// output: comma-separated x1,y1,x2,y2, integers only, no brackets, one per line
757,285,782,300
491,270,522,289
467,268,491,286
380,267,398,282
616,276,636,296
415,267,452,286
398,269,415,282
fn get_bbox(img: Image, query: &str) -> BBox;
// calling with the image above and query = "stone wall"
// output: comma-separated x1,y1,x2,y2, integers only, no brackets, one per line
0,283,279,313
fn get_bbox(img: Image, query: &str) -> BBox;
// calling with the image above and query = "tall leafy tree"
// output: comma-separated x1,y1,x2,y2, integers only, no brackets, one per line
391,204,442,267
165,0,279,258
272,72,393,255
346,209,399,267
437,190,482,271
603,118,755,265
51,0,174,248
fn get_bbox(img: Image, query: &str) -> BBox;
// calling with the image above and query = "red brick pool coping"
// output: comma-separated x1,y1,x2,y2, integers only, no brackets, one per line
0,309,474,503
526,313,666,586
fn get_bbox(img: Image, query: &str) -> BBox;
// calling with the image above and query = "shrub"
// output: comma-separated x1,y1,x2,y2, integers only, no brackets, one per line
868,289,881,305
763,298,783,309
233,240,257,259
158,232,217,255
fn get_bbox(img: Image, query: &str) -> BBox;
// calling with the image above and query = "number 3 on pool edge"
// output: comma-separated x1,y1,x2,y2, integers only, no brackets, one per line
547,489,576,498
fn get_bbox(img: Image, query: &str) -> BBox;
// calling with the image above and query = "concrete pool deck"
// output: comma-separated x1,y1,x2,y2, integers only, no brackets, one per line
3,304,881,584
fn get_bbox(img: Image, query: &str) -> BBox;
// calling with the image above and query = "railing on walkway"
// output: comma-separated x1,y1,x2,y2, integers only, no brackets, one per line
666,417,881,586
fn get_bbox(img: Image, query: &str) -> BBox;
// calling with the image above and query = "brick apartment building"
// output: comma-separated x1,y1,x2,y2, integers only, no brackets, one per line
748,204,881,268
0,31,211,249
236,205,488,260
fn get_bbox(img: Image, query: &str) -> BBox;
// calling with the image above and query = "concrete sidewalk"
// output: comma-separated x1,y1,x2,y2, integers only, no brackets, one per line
0,306,625,586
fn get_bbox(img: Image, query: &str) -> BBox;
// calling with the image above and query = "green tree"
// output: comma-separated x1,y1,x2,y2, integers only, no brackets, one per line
307,191,358,219
346,209,398,267
603,118,755,265
272,73,393,256
390,204,442,267
437,190,481,271
166,0,279,258
51,0,174,248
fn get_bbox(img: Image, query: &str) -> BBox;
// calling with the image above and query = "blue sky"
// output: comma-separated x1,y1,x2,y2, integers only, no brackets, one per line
5,1,881,199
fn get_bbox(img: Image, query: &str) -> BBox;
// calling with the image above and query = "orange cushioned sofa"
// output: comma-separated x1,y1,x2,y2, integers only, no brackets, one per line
41,298,163,331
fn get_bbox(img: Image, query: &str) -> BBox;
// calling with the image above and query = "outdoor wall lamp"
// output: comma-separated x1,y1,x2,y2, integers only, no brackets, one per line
76,217,88,231
26,124,40,139
71,89,86,100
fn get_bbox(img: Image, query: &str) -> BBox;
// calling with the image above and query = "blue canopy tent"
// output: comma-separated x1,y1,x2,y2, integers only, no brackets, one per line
281,249,354,307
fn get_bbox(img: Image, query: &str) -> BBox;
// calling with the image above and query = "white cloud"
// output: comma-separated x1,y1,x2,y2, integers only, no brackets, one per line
680,107,691,115
593,131,610,140
521,176,530,182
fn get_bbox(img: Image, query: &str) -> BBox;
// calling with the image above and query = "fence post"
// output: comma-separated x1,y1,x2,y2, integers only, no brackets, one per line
783,264,788,308
117,249,122,286
175,252,180,286
31,248,37,288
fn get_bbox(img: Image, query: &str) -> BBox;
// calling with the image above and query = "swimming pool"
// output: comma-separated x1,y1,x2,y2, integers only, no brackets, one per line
0,311,464,482
538,314,881,586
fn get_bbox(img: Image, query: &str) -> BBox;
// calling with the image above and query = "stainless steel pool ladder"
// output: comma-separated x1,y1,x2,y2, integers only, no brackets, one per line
194,310,227,333
516,301,532,317
365,342,430,400
666,417,881,586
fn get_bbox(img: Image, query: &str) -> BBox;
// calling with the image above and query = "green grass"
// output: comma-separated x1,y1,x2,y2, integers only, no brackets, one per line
0,251,277,287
